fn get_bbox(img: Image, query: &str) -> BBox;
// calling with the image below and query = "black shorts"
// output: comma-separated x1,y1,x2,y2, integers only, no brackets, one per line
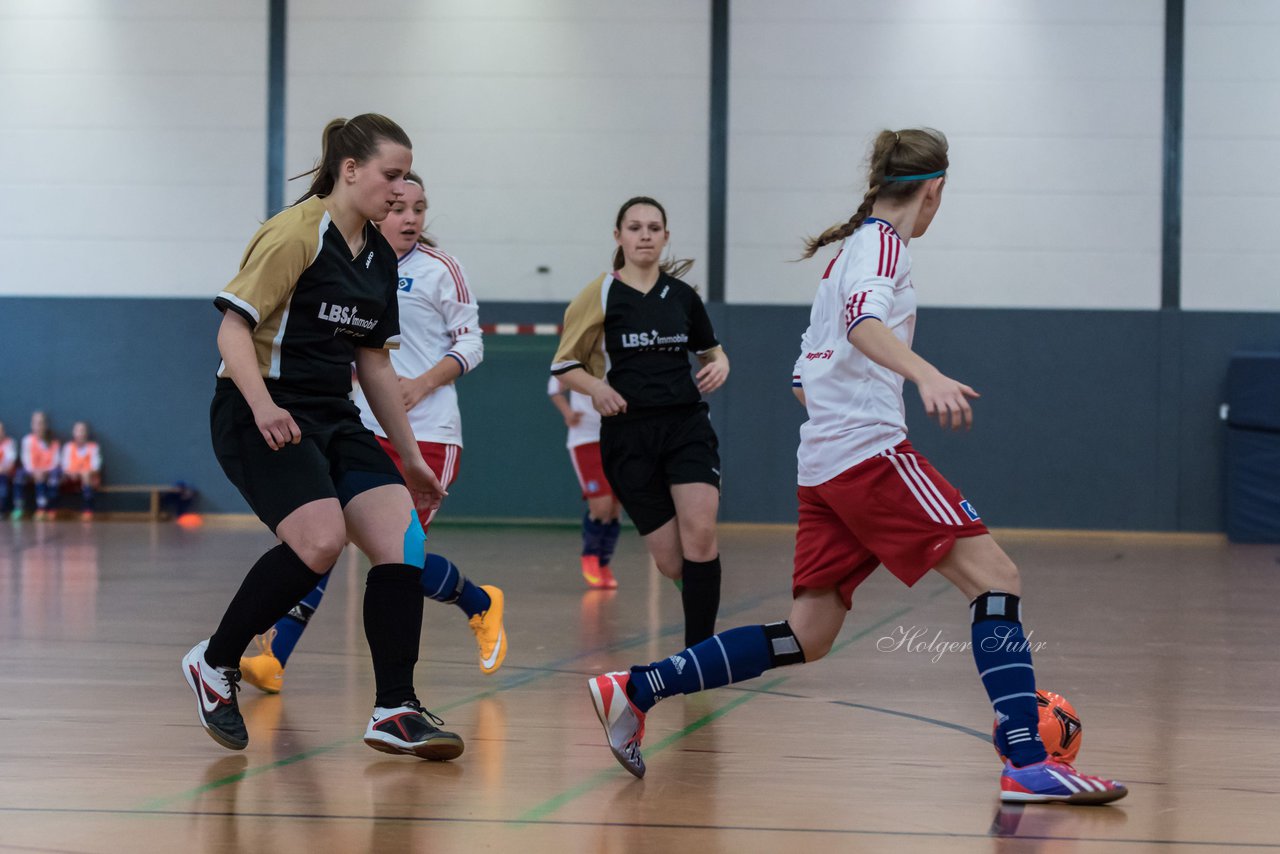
210,380,403,532
600,403,721,536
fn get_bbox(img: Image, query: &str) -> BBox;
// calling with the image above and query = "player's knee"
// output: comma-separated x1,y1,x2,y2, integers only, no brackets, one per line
791,619,837,662
943,538,1022,598
987,554,1021,597
679,524,717,561
294,530,345,572
588,496,619,522
654,554,683,579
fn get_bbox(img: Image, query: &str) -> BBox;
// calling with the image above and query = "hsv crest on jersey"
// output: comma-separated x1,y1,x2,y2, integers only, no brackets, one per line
961,500,981,521
398,277,414,292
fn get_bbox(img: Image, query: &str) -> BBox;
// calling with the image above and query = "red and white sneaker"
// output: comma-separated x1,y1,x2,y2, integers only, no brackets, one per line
587,671,646,778
1000,759,1128,804
363,701,464,761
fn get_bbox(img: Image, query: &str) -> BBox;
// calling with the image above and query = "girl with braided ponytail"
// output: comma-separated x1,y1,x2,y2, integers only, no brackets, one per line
585,129,1128,806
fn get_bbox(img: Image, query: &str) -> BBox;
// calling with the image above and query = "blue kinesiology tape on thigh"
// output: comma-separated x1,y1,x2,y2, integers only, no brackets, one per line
403,510,427,564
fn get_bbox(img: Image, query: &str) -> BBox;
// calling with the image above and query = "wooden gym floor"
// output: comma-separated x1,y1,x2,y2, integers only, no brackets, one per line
1,519,1277,853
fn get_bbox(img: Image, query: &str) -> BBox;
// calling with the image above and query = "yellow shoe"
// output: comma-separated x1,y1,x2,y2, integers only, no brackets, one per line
468,585,507,675
239,630,284,695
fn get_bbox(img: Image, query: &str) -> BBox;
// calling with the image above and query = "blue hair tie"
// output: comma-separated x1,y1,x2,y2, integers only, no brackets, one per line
883,170,946,183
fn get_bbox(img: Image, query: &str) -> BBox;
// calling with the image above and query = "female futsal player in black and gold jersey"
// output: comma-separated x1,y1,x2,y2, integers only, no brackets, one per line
182,114,463,760
552,197,730,647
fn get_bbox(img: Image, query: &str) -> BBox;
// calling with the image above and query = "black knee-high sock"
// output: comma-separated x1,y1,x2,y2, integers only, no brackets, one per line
364,563,424,709
206,543,322,668
681,556,722,647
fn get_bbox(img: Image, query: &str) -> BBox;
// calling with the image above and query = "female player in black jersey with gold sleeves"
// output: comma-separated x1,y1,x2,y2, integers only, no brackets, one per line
182,114,463,760
552,197,729,646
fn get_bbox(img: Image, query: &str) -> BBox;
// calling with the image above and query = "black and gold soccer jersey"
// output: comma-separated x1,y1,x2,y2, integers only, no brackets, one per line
551,271,720,414
214,196,401,395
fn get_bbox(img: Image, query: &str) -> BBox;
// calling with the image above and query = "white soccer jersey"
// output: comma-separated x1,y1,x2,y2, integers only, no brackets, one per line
793,217,917,487
353,244,483,445
547,375,601,449
0,437,14,473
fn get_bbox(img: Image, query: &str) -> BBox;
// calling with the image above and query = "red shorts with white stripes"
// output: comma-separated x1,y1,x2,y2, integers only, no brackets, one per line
793,440,988,609
375,437,461,534
570,442,613,499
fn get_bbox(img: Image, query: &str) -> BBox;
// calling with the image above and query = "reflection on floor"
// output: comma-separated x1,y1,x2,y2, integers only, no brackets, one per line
1,519,1277,853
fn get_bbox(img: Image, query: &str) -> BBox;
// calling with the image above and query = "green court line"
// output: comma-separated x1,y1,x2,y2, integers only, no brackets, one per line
139,579,956,814
515,587,954,823
135,590,781,811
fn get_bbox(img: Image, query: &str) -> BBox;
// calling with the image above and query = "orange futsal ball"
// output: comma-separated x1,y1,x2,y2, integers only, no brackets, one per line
993,689,1082,764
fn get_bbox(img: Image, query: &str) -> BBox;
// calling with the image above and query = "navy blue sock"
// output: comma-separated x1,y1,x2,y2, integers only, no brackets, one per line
270,571,331,666
34,481,48,509
598,519,621,566
971,591,1047,767
582,512,605,557
626,621,805,713
81,484,95,511
422,552,490,618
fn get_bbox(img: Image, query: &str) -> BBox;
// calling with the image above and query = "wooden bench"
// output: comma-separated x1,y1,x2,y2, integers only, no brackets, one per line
98,484,184,520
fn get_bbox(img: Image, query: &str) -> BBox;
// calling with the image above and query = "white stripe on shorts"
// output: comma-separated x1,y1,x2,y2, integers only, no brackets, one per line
568,446,589,492
900,452,964,524
881,450,945,524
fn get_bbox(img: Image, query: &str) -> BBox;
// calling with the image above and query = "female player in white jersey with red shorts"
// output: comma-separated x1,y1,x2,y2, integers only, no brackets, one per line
237,171,507,697
548,375,623,588
585,128,1128,804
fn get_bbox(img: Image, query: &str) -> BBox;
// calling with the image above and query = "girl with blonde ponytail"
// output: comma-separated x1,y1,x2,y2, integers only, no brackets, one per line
584,131,1129,807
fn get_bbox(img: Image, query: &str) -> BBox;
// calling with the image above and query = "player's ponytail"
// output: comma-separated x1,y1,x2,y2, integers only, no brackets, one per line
800,128,948,259
612,196,695,278
293,114,413,204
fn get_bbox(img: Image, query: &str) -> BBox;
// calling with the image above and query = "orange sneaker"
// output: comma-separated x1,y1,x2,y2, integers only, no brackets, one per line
596,563,618,590
468,585,507,675
581,554,605,588
239,630,285,694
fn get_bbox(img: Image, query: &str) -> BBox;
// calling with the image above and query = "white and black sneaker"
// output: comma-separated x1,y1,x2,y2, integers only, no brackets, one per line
182,640,248,750
363,700,464,761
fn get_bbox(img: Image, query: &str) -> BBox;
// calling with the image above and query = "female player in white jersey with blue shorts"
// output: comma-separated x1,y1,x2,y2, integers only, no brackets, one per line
238,172,507,703
585,128,1128,804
